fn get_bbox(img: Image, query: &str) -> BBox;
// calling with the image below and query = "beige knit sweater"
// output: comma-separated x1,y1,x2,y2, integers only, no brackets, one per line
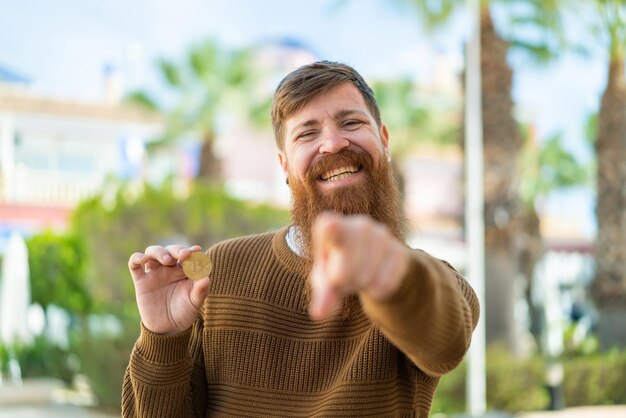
122,227,479,417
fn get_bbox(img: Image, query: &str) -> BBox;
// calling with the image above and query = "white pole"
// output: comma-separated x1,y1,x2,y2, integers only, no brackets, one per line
465,0,486,416
0,116,16,202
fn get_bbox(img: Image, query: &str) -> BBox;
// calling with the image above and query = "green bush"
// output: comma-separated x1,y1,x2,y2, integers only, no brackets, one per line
4,230,90,387
563,349,626,406
485,345,548,412
26,231,92,315
433,345,626,415
433,345,546,414
10,336,76,385
71,317,141,409
431,361,466,414
66,180,289,410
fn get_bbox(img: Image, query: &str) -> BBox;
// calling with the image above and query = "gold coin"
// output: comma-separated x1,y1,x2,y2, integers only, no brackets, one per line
181,251,212,280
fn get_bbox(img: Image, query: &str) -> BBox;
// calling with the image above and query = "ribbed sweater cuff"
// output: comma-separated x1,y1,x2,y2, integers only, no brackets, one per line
135,322,193,364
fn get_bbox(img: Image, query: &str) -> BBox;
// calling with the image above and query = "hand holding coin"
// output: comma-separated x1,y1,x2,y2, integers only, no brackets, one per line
182,250,212,280
129,244,212,335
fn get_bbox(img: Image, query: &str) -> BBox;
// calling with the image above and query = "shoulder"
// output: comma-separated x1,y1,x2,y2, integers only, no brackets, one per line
410,248,458,272
208,228,281,261
410,248,479,327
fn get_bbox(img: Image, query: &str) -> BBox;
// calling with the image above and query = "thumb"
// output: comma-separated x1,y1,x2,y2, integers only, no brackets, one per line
189,277,211,311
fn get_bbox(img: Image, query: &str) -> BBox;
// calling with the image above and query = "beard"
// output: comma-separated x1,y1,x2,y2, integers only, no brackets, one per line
289,148,407,256
288,148,409,317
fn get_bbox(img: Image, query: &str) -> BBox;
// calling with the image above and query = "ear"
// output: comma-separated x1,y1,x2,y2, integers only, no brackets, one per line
380,124,390,153
278,150,288,176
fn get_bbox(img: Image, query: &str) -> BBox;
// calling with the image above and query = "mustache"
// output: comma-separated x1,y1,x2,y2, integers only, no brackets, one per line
306,149,374,183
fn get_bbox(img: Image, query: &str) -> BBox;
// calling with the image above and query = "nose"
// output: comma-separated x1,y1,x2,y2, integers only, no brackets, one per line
318,127,349,154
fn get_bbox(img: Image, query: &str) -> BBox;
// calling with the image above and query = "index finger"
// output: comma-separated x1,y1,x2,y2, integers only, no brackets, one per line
312,212,346,258
164,244,204,260
128,252,149,272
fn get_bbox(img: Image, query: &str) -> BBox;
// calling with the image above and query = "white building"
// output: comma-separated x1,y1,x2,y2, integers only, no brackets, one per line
0,73,165,247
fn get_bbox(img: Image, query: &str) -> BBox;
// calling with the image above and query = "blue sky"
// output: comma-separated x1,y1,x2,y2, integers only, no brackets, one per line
1,0,605,237
0,1,604,151
1,0,439,95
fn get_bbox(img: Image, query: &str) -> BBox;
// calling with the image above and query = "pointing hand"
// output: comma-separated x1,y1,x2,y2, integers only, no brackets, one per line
309,213,410,320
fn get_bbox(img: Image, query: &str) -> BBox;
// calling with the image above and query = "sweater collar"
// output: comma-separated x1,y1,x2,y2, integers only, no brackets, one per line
272,225,308,275
285,225,304,256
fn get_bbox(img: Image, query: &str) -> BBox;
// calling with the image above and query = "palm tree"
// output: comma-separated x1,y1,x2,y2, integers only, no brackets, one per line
587,0,626,347
127,39,269,183
372,78,459,154
392,0,567,349
519,129,590,342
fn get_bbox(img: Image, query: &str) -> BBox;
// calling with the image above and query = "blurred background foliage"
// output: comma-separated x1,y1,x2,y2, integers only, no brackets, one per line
27,232,92,316
431,346,626,414
17,180,288,408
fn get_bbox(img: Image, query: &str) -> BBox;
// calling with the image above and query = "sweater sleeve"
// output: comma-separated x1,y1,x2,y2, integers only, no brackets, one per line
360,249,480,377
121,317,207,418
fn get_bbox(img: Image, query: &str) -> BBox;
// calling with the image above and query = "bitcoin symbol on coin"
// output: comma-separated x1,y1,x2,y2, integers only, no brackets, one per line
181,251,212,280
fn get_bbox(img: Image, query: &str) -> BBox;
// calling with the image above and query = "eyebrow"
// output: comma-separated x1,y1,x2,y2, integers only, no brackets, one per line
333,109,368,121
289,109,368,135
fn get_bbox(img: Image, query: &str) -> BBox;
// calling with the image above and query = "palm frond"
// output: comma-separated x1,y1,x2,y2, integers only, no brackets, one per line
401,0,460,32
124,90,160,111
507,40,557,64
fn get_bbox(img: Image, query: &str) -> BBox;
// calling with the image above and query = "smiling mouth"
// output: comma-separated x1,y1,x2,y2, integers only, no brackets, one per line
320,165,362,182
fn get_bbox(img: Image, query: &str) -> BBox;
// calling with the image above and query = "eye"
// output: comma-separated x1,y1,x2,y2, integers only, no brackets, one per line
297,130,318,141
342,120,364,129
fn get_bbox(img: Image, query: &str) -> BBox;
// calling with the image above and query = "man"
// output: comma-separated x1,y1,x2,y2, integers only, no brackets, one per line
123,61,479,417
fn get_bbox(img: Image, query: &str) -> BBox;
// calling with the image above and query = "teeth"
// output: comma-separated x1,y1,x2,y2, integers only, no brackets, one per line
321,166,359,181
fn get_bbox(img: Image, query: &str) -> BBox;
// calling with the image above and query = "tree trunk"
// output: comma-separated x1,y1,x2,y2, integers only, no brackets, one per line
197,132,222,182
480,7,543,351
593,57,626,348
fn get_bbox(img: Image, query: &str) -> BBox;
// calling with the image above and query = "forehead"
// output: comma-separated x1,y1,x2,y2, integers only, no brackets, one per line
285,83,372,128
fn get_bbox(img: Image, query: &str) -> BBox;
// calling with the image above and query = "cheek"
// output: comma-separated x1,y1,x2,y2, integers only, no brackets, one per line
289,147,318,178
349,135,384,160
296,157,314,180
